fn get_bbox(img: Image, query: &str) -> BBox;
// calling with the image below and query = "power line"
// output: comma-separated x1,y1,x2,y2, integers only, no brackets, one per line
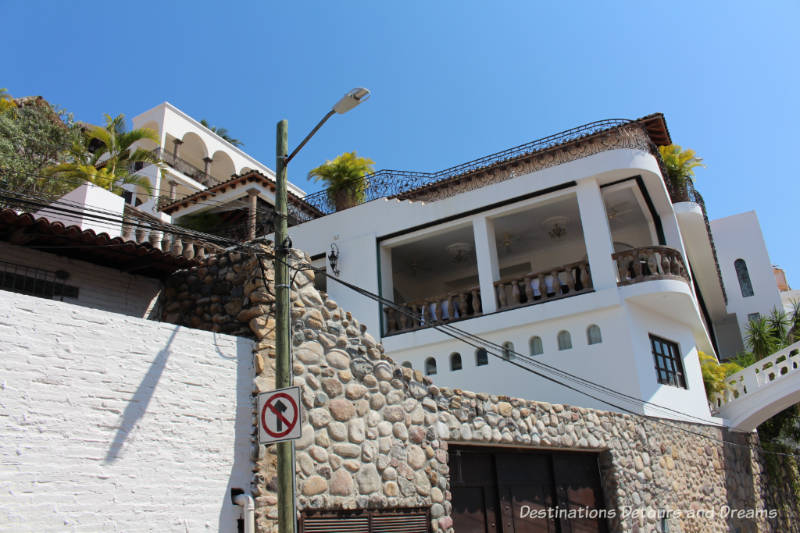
245,250,799,459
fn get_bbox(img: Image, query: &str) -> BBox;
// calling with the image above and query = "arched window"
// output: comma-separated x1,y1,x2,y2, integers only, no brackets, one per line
475,348,488,366
401,361,412,369
425,357,437,376
735,259,754,297
450,353,463,371
502,341,515,360
557,330,572,350
587,325,602,345
529,336,543,355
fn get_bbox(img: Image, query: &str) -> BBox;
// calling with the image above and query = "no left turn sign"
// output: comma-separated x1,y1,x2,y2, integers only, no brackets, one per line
257,386,302,444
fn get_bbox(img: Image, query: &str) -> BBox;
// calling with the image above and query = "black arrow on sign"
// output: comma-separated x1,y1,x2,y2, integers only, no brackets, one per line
273,400,287,432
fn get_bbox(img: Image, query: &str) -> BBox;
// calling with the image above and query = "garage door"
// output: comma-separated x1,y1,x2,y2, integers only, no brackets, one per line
449,446,609,533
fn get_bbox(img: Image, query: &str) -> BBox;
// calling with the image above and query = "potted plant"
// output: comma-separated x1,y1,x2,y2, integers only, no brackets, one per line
307,151,375,211
658,144,704,202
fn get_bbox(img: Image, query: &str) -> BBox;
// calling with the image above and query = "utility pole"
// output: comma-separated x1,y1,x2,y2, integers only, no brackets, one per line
271,89,370,533
273,119,293,533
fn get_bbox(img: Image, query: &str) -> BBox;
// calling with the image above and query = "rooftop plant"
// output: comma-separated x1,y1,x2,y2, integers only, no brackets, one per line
308,151,375,211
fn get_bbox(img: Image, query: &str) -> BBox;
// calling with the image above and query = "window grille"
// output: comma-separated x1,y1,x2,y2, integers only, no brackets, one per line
649,334,687,388
300,508,430,532
0,261,78,301
450,352,462,371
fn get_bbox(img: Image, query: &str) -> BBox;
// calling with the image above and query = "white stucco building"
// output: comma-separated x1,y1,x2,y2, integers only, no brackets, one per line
126,102,307,239
275,116,726,423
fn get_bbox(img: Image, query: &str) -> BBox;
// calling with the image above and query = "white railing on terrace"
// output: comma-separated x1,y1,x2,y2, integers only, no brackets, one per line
712,341,800,411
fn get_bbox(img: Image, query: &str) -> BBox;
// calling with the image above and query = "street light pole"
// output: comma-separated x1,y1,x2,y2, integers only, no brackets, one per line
273,118,292,533
272,88,370,533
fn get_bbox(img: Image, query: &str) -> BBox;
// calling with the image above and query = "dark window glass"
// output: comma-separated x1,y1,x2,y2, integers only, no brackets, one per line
424,357,437,376
530,336,543,355
450,353,462,371
649,335,687,388
475,348,488,366
735,259,754,297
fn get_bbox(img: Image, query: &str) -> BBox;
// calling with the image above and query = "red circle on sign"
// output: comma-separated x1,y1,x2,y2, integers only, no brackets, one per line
261,392,299,438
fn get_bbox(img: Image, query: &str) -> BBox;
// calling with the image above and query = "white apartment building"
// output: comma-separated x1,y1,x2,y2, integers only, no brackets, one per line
282,116,723,423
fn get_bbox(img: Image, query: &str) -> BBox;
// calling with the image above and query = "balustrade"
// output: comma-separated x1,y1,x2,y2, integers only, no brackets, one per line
120,219,220,260
612,246,689,286
494,260,592,311
383,286,482,335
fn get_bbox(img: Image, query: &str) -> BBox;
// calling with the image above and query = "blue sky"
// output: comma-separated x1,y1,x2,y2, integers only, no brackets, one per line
4,1,800,281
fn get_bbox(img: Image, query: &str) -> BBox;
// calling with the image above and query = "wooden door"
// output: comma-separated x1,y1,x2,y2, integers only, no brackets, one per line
450,447,608,533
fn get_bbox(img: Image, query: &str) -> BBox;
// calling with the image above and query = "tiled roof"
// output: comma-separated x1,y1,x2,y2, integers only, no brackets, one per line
0,208,206,278
159,169,323,217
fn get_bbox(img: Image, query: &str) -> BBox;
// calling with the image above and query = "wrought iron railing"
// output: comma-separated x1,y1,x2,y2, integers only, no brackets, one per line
494,260,592,311
150,148,216,187
299,118,633,219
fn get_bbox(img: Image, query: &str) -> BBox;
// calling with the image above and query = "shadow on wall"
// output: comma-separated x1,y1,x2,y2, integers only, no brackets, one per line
218,336,256,533
104,328,178,464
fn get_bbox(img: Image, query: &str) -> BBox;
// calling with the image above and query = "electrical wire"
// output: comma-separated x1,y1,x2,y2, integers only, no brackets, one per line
243,249,800,459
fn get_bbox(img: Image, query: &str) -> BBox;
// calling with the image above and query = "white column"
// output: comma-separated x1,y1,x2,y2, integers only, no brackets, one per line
576,178,617,290
473,216,499,314
379,246,394,302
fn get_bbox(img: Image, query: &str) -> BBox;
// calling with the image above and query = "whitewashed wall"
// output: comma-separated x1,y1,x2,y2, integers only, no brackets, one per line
0,291,254,532
0,242,162,318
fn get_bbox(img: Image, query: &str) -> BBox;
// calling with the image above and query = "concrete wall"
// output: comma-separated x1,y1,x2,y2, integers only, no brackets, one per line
0,242,162,318
711,211,783,338
0,291,254,532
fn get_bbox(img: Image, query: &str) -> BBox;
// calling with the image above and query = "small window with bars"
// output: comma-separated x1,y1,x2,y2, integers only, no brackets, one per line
649,334,686,388
0,261,79,301
300,508,430,532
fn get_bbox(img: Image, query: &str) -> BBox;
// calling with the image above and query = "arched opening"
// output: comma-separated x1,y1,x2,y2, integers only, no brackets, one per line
475,348,488,366
502,342,514,360
450,353,463,371
735,259,754,297
587,325,602,345
529,336,543,355
209,150,236,183
557,330,572,351
425,357,437,376
175,132,209,183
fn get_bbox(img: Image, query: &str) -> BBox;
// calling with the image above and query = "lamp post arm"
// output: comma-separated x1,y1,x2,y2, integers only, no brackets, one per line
285,109,336,165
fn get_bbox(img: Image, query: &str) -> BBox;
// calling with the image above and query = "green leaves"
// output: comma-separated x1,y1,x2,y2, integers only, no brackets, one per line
200,118,244,147
698,351,742,398
658,144,705,190
308,151,375,211
44,113,158,196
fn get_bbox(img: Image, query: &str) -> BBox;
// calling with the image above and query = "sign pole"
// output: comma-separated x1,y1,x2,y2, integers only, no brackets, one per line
274,119,294,533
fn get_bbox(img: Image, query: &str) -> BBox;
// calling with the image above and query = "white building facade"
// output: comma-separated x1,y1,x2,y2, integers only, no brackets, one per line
285,116,721,423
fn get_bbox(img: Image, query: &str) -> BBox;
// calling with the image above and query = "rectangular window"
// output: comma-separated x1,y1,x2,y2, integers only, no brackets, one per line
748,312,761,323
300,508,430,532
0,261,79,300
649,335,686,388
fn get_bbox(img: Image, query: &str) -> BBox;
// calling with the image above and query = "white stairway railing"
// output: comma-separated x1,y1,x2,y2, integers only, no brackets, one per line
712,341,800,411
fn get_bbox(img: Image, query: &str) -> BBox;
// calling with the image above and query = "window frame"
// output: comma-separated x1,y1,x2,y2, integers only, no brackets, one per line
734,258,754,298
450,352,463,371
587,324,602,345
424,357,437,376
475,348,489,366
529,336,543,356
649,334,687,389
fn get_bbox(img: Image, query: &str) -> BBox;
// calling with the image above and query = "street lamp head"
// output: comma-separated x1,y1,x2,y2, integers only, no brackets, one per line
333,87,371,114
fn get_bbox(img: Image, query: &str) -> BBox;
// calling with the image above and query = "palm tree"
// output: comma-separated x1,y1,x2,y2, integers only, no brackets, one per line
45,113,157,195
745,316,779,360
308,152,375,211
767,307,791,345
200,119,243,147
658,144,704,202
